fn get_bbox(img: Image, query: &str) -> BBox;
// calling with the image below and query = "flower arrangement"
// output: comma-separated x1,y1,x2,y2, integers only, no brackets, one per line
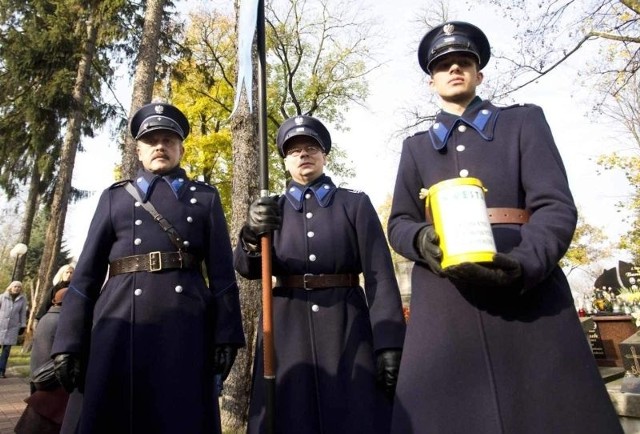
585,286,640,319
402,306,410,323
619,287,640,306
622,286,640,327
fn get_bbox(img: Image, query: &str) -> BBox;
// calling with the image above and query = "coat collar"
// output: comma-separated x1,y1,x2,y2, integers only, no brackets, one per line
428,97,500,151
134,167,189,202
1,292,23,302
284,174,337,210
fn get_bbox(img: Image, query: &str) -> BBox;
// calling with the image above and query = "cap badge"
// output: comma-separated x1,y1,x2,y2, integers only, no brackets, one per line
294,116,304,125
154,105,164,114
443,23,454,35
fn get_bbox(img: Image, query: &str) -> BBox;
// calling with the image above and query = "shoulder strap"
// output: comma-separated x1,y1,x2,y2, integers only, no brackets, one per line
123,182,185,251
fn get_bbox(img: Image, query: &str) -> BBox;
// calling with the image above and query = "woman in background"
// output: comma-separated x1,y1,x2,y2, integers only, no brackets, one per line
35,265,74,322
0,280,28,378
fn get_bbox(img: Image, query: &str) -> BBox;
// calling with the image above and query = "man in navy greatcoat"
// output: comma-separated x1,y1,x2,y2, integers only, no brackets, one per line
387,21,623,434
51,102,245,434
234,115,406,434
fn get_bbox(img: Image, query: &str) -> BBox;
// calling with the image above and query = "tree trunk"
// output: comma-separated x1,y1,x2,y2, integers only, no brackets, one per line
19,161,42,350
121,0,166,180
36,11,98,308
221,4,261,429
15,161,41,283
222,97,261,432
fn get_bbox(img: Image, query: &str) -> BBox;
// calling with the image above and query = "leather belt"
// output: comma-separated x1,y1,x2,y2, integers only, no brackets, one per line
109,251,199,277
487,208,530,225
277,273,360,289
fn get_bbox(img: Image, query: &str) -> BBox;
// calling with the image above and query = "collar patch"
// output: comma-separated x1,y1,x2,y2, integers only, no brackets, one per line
285,182,336,210
428,107,498,150
135,172,187,201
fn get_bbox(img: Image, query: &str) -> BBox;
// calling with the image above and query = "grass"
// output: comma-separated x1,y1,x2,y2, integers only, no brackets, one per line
6,345,31,378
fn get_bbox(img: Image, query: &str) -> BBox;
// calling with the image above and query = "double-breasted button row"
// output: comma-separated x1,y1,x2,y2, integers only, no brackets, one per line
135,216,192,226
132,188,200,247
455,126,470,178
134,285,184,296
301,195,318,262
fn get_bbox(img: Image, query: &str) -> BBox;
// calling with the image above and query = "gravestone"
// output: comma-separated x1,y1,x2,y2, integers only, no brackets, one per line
619,333,640,393
594,261,640,295
581,317,606,361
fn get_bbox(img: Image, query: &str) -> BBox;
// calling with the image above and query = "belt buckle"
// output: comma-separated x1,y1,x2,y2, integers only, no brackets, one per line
149,251,162,272
303,273,314,290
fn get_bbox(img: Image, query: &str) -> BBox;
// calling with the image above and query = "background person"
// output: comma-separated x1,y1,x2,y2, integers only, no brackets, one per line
234,115,406,434
35,264,74,322
0,280,28,378
16,283,70,434
51,102,245,434
31,283,69,387
387,21,623,434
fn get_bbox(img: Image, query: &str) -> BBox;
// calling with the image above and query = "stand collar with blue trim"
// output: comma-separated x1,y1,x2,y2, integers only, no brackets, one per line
284,174,337,210
134,167,189,202
428,97,499,151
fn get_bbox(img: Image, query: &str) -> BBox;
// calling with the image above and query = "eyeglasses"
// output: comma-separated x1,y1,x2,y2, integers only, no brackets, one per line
285,145,323,157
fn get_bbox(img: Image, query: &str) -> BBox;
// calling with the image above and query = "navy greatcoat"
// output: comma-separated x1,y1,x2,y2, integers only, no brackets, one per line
234,174,406,434
31,304,63,378
388,98,622,434
52,167,245,434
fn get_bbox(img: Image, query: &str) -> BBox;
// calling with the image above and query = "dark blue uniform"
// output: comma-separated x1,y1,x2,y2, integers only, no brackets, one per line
388,98,622,433
52,167,245,434
234,174,406,434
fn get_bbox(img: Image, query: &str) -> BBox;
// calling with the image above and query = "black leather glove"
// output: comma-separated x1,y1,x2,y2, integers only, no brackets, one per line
240,225,261,253
444,253,523,288
415,226,444,276
53,353,83,393
248,196,281,236
241,197,281,253
213,345,238,382
376,349,402,400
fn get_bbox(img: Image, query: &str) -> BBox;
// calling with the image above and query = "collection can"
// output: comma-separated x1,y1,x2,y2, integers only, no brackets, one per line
424,177,496,269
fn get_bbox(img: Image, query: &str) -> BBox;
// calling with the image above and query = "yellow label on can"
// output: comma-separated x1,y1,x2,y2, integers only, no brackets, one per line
424,177,496,268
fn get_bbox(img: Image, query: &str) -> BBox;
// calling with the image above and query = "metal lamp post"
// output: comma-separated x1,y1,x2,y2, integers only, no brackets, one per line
9,242,28,281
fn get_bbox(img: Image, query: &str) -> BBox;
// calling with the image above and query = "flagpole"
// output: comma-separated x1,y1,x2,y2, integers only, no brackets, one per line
257,0,276,432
